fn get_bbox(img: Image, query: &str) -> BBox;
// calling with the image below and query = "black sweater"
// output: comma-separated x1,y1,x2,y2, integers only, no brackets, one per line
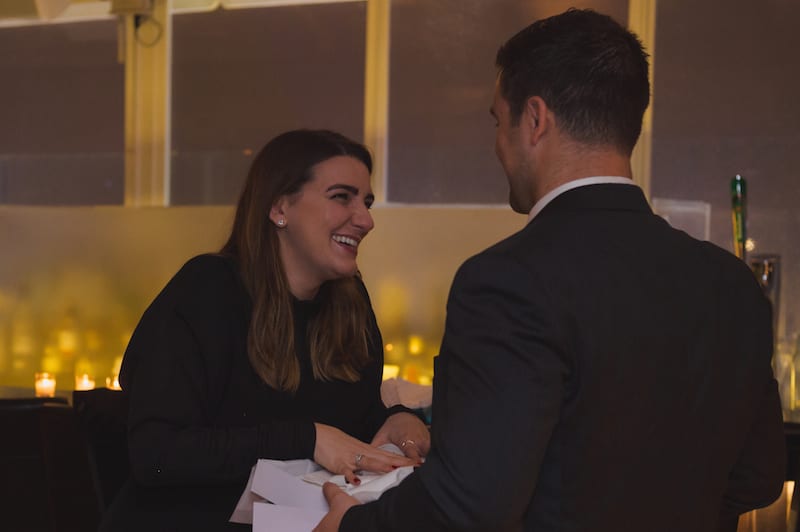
103,254,401,530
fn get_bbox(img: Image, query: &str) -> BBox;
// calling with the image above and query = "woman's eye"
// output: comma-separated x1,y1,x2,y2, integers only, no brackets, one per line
331,192,350,201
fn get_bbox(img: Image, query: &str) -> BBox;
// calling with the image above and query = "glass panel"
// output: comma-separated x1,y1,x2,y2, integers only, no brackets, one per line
170,2,366,205
386,0,628,204
0,20,124,205
650,0,800,342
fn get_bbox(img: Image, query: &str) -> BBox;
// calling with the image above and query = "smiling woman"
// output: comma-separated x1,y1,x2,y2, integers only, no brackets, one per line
103,129,430,531
271,154,375,301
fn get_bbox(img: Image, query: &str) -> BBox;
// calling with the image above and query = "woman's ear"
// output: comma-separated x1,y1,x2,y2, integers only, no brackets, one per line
269,199,288,228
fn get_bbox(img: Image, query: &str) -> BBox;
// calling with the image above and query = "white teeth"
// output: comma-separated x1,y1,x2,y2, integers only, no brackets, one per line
332,235,358,247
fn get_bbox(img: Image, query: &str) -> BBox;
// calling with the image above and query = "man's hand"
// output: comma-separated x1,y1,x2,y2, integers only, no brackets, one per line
371,412,430,462
313,482,361,532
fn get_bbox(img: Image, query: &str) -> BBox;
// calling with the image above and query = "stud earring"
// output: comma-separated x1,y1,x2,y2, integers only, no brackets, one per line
277,219,286,227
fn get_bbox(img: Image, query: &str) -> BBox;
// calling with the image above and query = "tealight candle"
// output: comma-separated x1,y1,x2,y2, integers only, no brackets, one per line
106,374,122,391
35,372,56,397
74,373,96,391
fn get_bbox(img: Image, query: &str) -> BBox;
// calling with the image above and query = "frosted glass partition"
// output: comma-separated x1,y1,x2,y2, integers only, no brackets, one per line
650,0,800,340
0,20,124,205
170,3,367,205
386,0,628,203
0,205,522,390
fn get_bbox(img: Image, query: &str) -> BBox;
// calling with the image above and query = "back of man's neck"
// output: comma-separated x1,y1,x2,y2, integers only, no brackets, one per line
534,145,632,202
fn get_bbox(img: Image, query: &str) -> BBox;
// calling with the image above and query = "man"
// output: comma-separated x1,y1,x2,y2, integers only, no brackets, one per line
315,8,785,531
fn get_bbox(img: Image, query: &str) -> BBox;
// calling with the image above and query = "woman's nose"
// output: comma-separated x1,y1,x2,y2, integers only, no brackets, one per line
352,204,374,233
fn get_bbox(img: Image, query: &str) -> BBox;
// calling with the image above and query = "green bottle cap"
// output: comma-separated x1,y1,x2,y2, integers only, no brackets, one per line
731,174,746,198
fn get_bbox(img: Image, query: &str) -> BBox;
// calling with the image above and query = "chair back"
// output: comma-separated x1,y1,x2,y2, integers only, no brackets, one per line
72,388,130,514
0,398,99,531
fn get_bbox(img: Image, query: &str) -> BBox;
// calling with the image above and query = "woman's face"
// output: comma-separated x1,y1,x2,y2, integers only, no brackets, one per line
271,155,375,300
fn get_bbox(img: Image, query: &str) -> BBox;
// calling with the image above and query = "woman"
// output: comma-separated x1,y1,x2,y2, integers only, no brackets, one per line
103,130,429,530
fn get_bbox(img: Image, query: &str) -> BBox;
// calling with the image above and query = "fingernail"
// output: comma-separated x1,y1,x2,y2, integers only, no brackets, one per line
353,477,361,485
391,465,398,469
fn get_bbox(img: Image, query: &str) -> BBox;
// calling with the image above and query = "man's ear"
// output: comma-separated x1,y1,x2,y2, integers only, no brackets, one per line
523,96,550,145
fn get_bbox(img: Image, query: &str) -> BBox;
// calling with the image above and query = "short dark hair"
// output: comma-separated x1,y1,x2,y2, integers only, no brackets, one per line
495,8,650,154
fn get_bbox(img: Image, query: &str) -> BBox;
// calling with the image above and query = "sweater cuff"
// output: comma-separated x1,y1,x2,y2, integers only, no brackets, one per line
256,419,316,460
385,404,429,426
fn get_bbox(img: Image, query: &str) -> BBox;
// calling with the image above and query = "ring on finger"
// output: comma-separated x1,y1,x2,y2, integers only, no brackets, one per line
355,453,363,468
400,439,416,449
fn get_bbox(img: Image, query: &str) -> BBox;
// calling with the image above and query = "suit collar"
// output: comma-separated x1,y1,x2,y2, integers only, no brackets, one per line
527,176,636,222
529,182,652,223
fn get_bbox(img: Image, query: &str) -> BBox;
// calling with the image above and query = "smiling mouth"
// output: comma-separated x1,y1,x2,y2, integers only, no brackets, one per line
332,234,360,249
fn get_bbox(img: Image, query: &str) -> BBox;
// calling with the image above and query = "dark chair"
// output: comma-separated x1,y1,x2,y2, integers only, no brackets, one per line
785,422,800,532
72,388,130,516
0,398,99,532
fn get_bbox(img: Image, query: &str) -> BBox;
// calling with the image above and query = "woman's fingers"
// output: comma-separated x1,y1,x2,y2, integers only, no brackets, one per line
343,468,360,486
360,448,416,473
314,422,420,479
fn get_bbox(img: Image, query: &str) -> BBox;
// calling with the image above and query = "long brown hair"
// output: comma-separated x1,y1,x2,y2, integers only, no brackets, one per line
220,129,374,392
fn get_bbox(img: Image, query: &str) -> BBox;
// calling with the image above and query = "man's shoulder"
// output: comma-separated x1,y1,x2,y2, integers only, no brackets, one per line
453,229,541,291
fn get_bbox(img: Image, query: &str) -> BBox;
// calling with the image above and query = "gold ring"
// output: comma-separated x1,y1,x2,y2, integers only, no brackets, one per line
355,453,363,467
400,439,416,448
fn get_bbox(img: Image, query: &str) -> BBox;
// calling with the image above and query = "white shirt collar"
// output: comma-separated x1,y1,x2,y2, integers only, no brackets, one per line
527,176,637,222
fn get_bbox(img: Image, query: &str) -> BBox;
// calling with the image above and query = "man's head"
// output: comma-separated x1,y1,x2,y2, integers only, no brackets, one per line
495,8,650,156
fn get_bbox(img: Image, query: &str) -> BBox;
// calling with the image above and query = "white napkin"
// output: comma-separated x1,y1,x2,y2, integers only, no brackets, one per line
300,458,414,504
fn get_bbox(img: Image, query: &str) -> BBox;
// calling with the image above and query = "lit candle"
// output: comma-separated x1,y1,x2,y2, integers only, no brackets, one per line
74,373,96,391
35,372,56,397
106,374,122,391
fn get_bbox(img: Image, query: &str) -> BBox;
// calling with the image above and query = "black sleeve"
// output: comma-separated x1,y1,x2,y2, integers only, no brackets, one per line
120,256,316,487
719,292,786,516
720,376,785,516
342,253,568,530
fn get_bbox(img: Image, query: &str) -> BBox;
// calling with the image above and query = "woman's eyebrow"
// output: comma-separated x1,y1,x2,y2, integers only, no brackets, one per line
325,184,359,194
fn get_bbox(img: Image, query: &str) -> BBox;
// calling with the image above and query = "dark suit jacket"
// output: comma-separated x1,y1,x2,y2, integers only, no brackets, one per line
342,184,785,531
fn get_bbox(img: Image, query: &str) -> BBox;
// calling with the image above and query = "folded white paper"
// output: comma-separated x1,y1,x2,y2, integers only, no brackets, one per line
231,443,414,531
253,500,325,531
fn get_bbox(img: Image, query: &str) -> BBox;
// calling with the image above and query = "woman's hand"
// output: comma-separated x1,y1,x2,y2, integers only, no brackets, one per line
370,412,430,462
313,423,416,485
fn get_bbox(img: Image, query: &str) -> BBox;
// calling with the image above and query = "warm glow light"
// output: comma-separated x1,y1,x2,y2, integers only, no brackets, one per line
382,364,399,380
75,374,96,391
106,375,122,391
408,335,423,356
385,343,393,352
745,238,756,252
35,372,56,397
57,329,79,355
